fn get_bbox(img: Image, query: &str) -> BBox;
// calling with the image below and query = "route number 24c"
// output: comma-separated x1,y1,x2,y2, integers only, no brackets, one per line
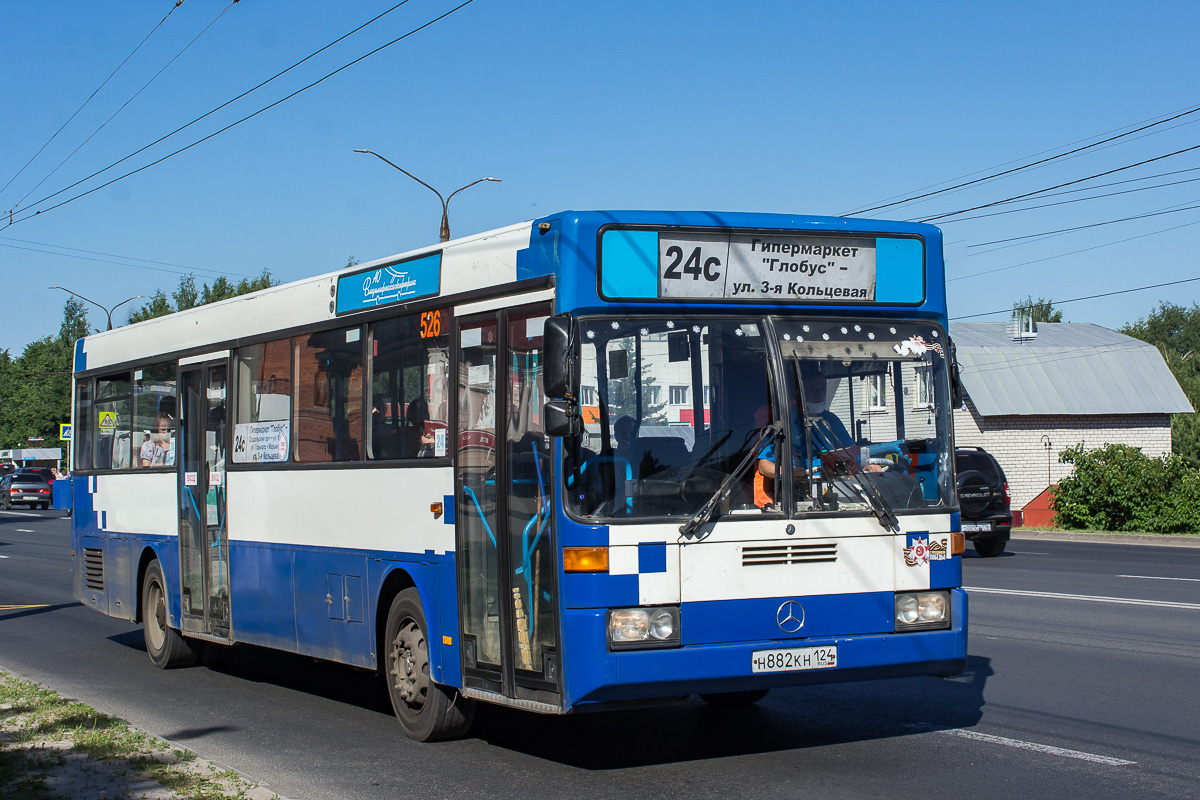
663,245,722,282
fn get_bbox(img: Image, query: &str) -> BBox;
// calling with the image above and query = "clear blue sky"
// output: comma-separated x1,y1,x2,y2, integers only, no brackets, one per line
3,0,1200,354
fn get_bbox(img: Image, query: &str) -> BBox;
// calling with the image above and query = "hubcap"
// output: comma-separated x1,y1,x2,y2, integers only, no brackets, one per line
390,618,429,711
146,580,166,651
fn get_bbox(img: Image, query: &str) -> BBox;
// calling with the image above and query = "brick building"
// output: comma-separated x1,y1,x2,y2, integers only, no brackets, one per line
951,321,1192,515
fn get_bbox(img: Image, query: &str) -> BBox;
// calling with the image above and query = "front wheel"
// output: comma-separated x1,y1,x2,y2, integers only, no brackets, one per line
973,537,1007,558
384,588,475,741
141,561,197,668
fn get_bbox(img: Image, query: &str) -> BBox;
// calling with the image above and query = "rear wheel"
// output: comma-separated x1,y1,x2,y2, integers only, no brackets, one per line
142,561,197,668
384,588,475,741
973,537,1007,558
700,689,770,706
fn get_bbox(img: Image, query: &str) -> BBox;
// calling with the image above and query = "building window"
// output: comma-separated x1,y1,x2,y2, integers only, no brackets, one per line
867,374,887,411
669,385,688,405
645,385,661,405
914,365,933,408
580,385,596,406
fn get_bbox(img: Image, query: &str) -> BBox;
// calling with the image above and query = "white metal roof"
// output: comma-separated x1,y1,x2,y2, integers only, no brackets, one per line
952,322,1193,416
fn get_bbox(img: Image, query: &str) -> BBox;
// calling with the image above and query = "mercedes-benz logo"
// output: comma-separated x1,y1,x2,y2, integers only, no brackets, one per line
776,600,804,633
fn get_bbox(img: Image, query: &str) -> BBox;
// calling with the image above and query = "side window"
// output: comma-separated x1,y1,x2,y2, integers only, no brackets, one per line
368,309,451,460
74,380,94,471
234,338,294,464
133,363,177,468
867,373,887,411
296,326,364,462
94,374,132,470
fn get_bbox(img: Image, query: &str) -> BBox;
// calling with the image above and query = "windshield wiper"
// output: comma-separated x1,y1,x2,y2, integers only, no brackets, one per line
808,416,900,532
679,422,780,541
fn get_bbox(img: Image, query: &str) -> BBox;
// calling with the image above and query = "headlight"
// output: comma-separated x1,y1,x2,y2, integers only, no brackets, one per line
894,591,950,631
607,606,681,650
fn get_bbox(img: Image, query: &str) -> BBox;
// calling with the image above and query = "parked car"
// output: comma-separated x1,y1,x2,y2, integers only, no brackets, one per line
954,447,1012,557
1,471,54,510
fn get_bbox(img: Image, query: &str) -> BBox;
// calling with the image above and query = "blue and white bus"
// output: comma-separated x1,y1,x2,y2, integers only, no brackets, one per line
71,210,967,741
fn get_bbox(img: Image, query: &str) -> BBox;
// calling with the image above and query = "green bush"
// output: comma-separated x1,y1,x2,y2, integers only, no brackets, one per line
1051,443,1200,533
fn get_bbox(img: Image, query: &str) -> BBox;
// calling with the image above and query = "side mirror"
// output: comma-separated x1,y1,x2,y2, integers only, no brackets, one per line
543,400,580,437
948,339,964,409
544,315,579,399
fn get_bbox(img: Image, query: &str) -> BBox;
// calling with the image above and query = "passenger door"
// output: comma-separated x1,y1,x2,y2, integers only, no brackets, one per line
177,361,232,640
455,305,560,706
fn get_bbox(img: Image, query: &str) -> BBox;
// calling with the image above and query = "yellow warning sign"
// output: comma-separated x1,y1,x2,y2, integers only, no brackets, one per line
98,411,118,431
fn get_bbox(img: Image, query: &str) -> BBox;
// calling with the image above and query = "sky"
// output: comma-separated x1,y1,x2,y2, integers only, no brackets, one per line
3,0,1200,354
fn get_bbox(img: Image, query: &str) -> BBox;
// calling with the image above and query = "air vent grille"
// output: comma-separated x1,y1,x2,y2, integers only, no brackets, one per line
83,547,104,591
742,542,838,566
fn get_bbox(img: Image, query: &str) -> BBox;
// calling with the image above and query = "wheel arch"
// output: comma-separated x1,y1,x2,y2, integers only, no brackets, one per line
374,562,456,686
135,545,165,625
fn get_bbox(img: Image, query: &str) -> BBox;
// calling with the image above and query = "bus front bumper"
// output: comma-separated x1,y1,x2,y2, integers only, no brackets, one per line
561,588,968,710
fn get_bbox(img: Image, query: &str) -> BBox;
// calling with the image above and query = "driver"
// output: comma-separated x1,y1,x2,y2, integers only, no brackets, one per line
754,363,881,508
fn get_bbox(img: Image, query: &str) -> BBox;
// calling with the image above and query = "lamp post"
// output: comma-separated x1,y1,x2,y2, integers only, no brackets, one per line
49,286,144,331
353,149,501,242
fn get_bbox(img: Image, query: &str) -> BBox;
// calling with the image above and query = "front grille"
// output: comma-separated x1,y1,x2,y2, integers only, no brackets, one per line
742,542,838,566
83,548,104,591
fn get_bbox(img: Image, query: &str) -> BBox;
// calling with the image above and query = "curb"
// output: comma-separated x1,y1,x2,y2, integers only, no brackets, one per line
1012,529,1200,548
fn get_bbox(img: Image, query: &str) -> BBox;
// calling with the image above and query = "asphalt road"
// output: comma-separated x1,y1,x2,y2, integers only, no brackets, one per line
2,510,1197,800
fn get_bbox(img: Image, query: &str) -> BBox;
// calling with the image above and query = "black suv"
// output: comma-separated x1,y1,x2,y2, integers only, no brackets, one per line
954,447,1012,557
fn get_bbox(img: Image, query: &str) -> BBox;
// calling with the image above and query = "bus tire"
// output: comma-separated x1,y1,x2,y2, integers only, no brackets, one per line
700,689,769,706
384,588,475,741
142,561,197,669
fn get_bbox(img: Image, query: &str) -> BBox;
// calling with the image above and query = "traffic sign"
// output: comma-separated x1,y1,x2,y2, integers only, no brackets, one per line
60,424,72,440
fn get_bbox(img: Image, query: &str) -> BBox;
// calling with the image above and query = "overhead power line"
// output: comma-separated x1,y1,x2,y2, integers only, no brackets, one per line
937,173,1200,225
950,276,1200,320
847,103,1200,217
916,143,1200,224
8,0,417,221
12,1,239,212
0,0,187,202
0,237,246,278
966,202,1200,247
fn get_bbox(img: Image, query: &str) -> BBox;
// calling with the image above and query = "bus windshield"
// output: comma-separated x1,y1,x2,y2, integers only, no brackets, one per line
565,316,772,520
771,318,955,515
563,315,955,522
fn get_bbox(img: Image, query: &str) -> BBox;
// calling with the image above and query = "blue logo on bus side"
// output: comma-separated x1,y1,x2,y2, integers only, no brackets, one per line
335,252,441,314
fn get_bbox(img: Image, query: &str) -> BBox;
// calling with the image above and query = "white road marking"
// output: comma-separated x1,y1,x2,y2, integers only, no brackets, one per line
1119,574,1200,583
15,529,34,533
1009,551,1049,555
0,555,8,559
966,586,1200,610
0,510,44,518
933,727,1135,766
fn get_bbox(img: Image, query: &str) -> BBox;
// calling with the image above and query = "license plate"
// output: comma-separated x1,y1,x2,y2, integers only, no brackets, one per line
22,495,40,500
751,645,837,673
961,521,993,533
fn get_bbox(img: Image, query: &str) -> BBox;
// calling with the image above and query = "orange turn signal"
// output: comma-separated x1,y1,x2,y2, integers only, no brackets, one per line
951,531,965,556
431,502,443,519
563,546,609,573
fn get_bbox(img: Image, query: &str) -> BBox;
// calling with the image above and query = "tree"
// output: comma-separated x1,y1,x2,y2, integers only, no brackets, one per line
129,269,277,322
1122,302,1200,463
0,300,88,451
1012,295,1063,323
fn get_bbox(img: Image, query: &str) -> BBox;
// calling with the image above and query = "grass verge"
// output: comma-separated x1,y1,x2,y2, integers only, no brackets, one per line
0,669,273,799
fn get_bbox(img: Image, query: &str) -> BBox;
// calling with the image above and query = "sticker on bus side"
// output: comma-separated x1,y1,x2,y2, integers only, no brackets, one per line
335,252,442,314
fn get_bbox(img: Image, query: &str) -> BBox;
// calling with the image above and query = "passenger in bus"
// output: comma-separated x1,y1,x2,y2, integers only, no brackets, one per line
140,413,173,467
755,364,880,508
404,398,436,458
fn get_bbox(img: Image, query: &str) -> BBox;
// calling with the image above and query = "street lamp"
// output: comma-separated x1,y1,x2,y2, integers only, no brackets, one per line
49,286,144,331
354,149,501,242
